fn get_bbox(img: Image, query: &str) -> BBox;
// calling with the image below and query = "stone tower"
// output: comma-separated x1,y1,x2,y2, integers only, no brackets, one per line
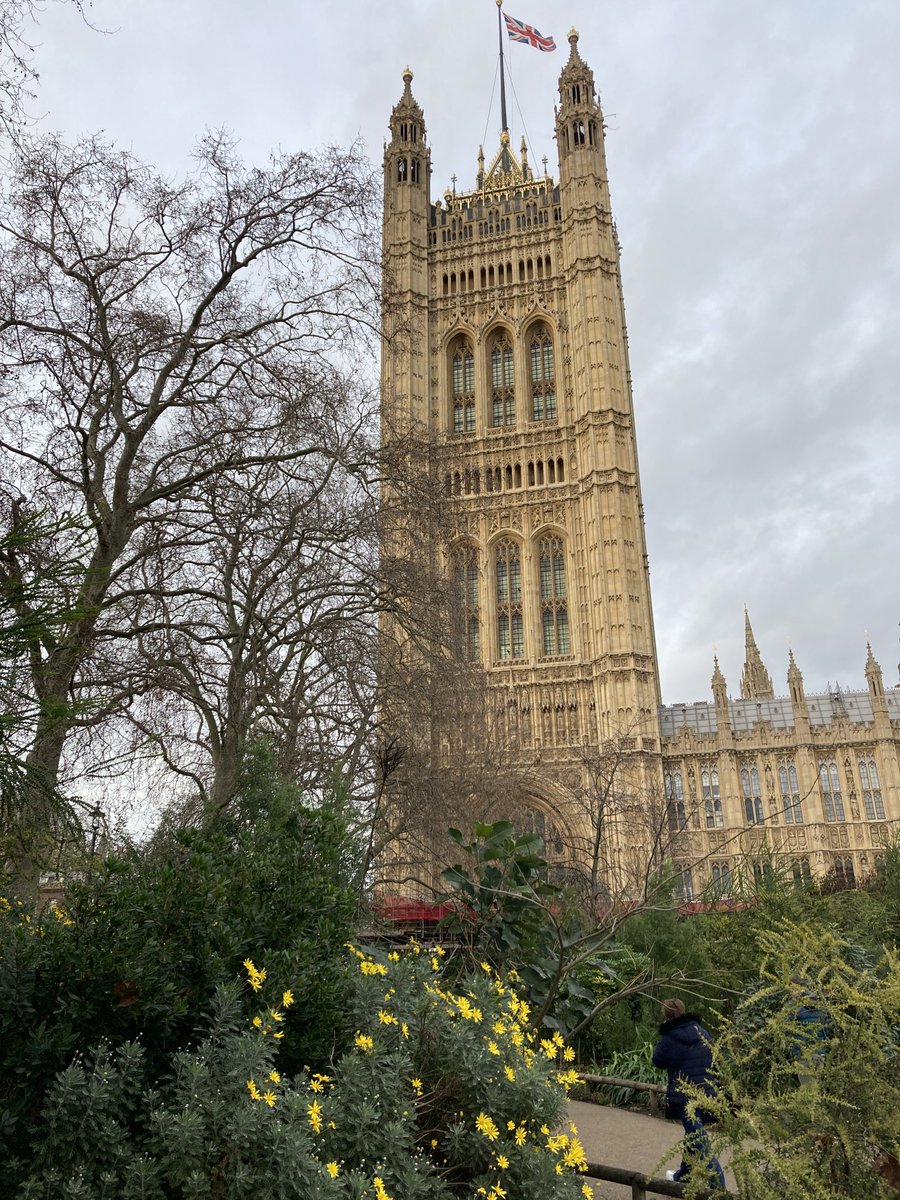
380,33,664,896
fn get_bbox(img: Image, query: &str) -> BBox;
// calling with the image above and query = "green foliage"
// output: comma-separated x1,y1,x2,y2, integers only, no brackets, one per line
440,821,615,1039
13,947,591,1200
592,1040,664,1109
689,920,900,1200
0,743,355,1191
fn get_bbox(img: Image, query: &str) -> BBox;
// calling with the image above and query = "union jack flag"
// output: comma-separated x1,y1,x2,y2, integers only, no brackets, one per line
503,12,556,52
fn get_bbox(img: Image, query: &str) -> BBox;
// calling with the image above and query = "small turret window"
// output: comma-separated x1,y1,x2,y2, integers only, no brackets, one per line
489,332,515,427
529,324,556,421
411,158,420,183
573,120,585,146
397,158,407,182
450,337,475,434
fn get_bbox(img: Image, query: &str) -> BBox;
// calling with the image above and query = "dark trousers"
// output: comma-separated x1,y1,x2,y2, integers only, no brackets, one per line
669,1102,726,1189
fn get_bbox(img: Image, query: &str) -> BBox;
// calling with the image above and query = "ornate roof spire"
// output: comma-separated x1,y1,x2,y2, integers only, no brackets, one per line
711,654,728,710
740,608,775,700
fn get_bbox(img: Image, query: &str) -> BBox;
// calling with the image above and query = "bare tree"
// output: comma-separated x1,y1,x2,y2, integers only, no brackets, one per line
0,130,380,855
0,0,89,134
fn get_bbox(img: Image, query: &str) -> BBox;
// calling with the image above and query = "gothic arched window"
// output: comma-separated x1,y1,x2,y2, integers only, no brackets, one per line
495,539,524,660
859,756,885,820
450,337,475,433
702,767,723,829
819,759,845,822
453,543,480,662
711,862,731,896
665,769,686,832
489,331,515,427
741,764,764,825
538,535,570,657
779,760,803,824
529,323,556,421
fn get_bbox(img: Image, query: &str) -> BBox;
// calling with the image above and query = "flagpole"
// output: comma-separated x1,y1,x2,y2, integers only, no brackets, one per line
496,0,509,135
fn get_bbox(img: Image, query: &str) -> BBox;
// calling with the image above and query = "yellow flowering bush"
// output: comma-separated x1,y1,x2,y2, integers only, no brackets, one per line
17,944,589,1198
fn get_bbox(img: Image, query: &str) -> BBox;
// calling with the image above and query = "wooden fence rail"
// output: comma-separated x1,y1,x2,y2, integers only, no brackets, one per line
584,1161,733,1200
579,1072,667,1119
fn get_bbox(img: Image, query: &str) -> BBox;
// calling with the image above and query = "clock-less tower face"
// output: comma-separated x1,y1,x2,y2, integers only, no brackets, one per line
379,37,665,899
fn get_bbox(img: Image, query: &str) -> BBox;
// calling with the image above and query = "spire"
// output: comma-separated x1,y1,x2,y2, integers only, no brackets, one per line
385,66,429,198
787,645,807,715
740,609,775,700
387,66,425,147
865,641,886,702
711,655,728,710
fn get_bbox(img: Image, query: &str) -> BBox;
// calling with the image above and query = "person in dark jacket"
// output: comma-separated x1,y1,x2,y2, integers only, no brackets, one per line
652,997,726,1188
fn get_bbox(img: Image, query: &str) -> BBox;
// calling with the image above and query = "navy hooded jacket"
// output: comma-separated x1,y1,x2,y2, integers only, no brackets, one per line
652,1012,716,1107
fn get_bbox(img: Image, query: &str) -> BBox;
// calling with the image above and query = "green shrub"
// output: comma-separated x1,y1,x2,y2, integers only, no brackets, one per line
0,744,355,1191
592,1040,664,1109
691,920,900,1200
16,947,594,1200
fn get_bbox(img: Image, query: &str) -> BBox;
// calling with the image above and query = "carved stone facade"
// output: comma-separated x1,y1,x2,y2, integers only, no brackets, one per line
380,36,900,897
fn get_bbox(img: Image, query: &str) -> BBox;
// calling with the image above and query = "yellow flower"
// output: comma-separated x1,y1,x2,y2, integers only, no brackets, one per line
540,1037,557,1059
515,1126,527,1146
378,1010,398,1025
308,1099,323,1133
252,1015,263,1029
563,1045,576,1062
310,1077,324,1093
262,1090,277,1107
360,959,388,976
270,1009,284,1023
268,1069,280,1084
430,956,440,970
243,959,266,992
430,1138,439,1148
489,1185,507,1199
507,1120,516,1131
410,1077,423,1095
540,1124,550,1135
510,1028,523,1047
487,1040,500,1056
492,1020,507,1035
354,1032,374,1053
272,1030,284,1040
282,989,294,1008
373,1176,393,1200
496,1155,509,1170
582,1186,594,1199
401,1022,409,1039
475,1112,500,1141
388,951,400,962
326,1161,340,1178
480,961,492,973
246,1079,261,1101
504,1065,515,1081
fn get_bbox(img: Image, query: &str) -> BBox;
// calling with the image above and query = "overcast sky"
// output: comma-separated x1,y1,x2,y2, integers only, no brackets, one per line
27,0,900,705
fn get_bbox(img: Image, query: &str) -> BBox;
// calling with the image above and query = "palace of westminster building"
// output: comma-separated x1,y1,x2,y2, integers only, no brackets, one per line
379,31,900,900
